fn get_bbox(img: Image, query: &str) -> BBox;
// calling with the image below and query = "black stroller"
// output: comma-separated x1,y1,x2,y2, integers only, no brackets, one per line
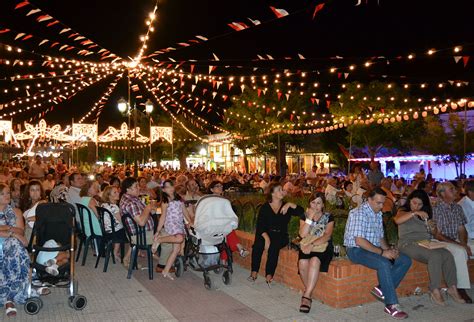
181,195,238,289
24,203,87,315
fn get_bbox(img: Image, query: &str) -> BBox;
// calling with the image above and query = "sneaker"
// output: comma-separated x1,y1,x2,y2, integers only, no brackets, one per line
45,264,59,276
371,286,385,302
384,304,408,320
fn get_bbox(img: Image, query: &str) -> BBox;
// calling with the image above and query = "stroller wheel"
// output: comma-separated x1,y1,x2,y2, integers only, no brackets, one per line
174,256,184,278
24,297,43,315
203,273,213,290
222,270,232,285
69,295,87,310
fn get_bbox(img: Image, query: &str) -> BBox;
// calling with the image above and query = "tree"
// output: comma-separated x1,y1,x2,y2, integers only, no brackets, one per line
330,81,425,160
418,114,474,177
222,87,313,175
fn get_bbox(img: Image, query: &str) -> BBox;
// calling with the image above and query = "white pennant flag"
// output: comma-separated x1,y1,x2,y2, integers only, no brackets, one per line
15,33,26,40
315,99,320,105
298,53,306,59
195,35,208,41
248,18,261,25
212,53,220,61
191,85,196,92
240,84,245,93
285,94,290,101
195,76,199,84
212,92,217,99
27,9,41,16
59,28,71,34
216,81,222,89
454,56,462,63
344,73,349,79
39,39,49,46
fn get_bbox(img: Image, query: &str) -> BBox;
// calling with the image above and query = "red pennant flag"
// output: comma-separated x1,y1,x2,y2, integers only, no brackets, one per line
257,89,262,97
46,20,59,27
223,95,228,101
0,28,11,34
266,108,271,114
290,114,294,121
310,98,316,104
277,92,282,100
312,3,325,19
15,1,29,9
463,56,470,67
22,34,33,40
228,83,233,90
50,42,60,48
270,6,289,18
326,100,331,108
194,102,199,108
337,72,342,79
228,22,249,31
203,88,208,95
190,64,195,73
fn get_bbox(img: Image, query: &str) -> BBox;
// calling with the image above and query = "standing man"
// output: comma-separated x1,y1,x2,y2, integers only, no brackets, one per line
29,155,47,180
368,161,384,188
459,181,474,258
344,188,411,319
433,182,472,303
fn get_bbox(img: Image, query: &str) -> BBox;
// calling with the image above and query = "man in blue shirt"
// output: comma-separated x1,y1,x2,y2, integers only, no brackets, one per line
344,188,411,320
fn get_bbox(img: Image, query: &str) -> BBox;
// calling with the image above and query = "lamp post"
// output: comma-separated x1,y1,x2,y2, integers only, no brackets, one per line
199,147,206,169
145,99,154,166
117,97,130,164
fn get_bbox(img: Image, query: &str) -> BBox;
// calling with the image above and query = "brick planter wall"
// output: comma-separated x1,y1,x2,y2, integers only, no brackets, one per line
234,230,474,308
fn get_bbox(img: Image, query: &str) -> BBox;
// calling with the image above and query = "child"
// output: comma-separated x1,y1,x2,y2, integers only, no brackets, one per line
36,239,69,276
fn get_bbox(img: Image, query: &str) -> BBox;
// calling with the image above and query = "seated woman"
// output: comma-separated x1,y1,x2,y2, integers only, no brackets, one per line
138,176,157,200
101,186,131,265
298,192,334,313
0,183,30,317
394,189,465,305
9,178,22,208
208,181,249,261
19,180,48,242
249,182,304,287
79,180,102,238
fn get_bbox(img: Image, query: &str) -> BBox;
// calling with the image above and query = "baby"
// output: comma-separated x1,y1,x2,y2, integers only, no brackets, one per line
36,239,70,276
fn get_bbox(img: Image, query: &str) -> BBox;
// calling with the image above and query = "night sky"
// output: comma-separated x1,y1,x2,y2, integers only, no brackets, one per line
1,0,474,133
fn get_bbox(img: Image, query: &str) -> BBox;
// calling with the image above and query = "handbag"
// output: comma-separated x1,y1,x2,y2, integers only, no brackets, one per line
299,235,328,253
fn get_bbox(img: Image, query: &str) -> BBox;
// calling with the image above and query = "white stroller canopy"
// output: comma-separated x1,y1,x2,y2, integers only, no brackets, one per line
193,195,238,246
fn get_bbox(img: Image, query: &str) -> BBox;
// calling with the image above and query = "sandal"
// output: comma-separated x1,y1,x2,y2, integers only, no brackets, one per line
37,286,51,296
299,296,312,313
5,301,17,317
247,274,257,282
266,278,273,289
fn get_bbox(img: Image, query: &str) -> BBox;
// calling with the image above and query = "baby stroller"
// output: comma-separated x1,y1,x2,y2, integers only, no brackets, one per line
182,195,238,290
24,203,87,315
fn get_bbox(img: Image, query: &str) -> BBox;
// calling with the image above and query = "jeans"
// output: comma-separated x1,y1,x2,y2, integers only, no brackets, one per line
347,247,412,305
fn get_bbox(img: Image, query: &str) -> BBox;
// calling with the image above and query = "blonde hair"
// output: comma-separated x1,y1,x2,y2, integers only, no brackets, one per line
436,182,455,198
101,185,118,204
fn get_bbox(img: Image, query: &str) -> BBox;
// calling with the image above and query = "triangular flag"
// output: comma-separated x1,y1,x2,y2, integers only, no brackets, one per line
277,92,283,100
212,92,217,99
228,22,249,31
37,15,53,22
22,34,33,40
46,20,59,27
195,35,208,41
285,93,290,101
454,56,462,63
462,56,470,67
240,84,245,93
228,83,233,90
344,73,349,79
315,99,320,105
312,3,325,20
15,1,30,10
212,53,220,61
15,33,26,40
190,64,195,73
59,28,71,34
337,72,342,79
208,65,216,74
248,18,261,25
257,89,262,97
270,6,289,18
26,8,41,16
191,85,196,92
298,53,306,59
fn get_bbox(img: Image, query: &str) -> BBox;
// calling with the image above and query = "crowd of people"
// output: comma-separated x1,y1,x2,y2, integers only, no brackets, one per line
0,156,473,319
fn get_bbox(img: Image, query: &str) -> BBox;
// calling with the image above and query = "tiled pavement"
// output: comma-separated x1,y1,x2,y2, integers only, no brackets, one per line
4,255,474,321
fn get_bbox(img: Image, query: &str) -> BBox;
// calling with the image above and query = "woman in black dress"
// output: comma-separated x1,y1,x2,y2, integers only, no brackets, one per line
249,182,304,287
298,192,334,313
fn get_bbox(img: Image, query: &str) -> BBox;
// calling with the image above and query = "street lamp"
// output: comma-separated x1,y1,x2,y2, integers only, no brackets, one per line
199,148,206,168
145,99,154,164
117,97,128,114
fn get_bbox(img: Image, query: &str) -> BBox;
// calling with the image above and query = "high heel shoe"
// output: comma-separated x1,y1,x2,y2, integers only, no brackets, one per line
247,275,257,282
266,278,273,289
430,292,446,306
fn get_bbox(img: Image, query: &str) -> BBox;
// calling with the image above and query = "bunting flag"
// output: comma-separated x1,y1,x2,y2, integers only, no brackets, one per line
0,28,10,34
195,35,208,41
228,22,249,31
15,1,30,10
37,15,53,22
463,56,470,67
270,6,289,18
26,8,41,16
247,18,261,25
312,3,325,20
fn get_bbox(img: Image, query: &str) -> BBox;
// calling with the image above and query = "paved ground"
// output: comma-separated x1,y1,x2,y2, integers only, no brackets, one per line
4,254,474,321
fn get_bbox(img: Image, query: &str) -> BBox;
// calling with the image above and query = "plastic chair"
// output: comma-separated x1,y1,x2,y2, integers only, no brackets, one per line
121,213,154,280
96,206,127,272
75,203,102,266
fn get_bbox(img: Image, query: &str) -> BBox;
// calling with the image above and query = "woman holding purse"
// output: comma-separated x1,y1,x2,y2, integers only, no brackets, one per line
298,192,335,313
